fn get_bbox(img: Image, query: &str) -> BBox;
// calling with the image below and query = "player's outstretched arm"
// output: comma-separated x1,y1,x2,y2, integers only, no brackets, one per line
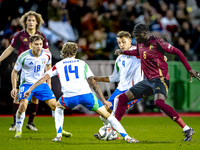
94,76,110,82
87,77,112,108
189,70,200,82
11,69,18,98
0,46,14,62
24,74,51,98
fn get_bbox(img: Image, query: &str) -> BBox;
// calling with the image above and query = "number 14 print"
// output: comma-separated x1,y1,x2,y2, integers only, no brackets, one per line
64,65,79,81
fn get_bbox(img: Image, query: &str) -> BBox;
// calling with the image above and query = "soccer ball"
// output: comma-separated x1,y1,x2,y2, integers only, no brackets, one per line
97,126,118,141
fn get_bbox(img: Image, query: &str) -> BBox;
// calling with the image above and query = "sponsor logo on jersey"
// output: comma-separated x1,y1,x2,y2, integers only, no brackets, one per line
29,62,33,65
155,87,160,90
140,46,143,48
23,38,28,41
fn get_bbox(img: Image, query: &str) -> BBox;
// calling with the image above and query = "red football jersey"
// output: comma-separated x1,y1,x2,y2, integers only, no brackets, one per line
124,36,191,80
11,30,49,56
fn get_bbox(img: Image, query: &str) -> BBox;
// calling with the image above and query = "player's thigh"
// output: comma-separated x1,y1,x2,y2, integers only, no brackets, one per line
33,83,56,101
18,84,34,102
44,98,57,111
107,89,126,110
129,79,153,99
79,93,103,111
31,96,39,104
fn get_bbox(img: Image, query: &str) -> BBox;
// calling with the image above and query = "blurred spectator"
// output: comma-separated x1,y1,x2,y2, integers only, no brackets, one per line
1,17,22,49
160,9,179,38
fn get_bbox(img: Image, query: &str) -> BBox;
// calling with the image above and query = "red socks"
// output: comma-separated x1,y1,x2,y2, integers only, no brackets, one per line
115,93,129,121
28,103,38,124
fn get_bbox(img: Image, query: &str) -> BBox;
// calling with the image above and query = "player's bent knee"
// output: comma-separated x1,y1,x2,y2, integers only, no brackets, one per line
19,99,28,112
56,101,65,109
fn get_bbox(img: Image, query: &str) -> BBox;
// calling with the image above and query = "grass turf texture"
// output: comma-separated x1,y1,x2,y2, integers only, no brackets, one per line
0,116,199,150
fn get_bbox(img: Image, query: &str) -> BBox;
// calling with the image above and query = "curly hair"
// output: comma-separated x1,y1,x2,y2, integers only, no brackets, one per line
30,34,44,43
60,42,78,58
133,23,149,32
20,11,44,30
116,31,132,39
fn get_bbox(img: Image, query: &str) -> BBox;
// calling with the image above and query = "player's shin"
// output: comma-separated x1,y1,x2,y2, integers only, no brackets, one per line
107,115,130,140
55,107,64,137
16,110,25,132
115,93,128,121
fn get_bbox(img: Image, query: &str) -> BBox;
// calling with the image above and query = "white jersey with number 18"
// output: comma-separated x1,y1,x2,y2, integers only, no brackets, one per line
46,57,94,97
14,49,52,85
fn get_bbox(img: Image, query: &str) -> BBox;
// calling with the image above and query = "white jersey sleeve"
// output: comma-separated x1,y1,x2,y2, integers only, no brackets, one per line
109,56,121,82
14,52,24,71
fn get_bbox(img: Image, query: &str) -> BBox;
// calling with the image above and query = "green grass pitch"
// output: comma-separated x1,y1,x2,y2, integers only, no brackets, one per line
0,116,199,150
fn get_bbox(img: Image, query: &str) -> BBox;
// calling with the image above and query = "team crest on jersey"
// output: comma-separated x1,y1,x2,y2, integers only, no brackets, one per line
149,44,153,50
23,38,28,41
42,59,46,64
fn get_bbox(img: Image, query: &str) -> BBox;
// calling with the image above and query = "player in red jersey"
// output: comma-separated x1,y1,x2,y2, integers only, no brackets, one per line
0,11,49,131
115,23,200,141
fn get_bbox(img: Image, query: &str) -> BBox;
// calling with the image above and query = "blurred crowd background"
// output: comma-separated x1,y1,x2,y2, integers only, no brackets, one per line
0,0,200,114
1,0,200,61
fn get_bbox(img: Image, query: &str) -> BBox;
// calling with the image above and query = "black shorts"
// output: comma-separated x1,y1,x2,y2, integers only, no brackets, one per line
16,70,21,89
129,77,170,99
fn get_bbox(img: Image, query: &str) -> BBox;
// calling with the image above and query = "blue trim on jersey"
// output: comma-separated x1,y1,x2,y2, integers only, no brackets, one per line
59,93,103,111
18,83,55,102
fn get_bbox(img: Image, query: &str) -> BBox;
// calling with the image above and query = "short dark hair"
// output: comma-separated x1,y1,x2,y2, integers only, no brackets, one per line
133,23,149,32
117,31,132,39
60,42,78,58
30,34,44,43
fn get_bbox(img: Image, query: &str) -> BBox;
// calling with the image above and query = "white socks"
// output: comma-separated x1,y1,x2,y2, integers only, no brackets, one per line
111,97,119,116
55,107,64,137
183,125,190,131
100,115,110,126
52,110,55,118
16,110,25,132
107,115,128,138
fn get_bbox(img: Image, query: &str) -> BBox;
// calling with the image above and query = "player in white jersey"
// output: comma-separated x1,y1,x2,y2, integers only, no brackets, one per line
24,42,139,143
93,31,143,138
10,34,72,138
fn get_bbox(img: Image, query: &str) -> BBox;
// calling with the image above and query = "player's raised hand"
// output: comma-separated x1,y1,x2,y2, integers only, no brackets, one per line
24,89,31,98
115,49,124,55
10,88,17,98
189,70,200,82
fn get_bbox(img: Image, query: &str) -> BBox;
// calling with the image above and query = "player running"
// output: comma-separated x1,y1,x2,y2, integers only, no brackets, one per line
115,23,200,141
24,42,139,143
93,31,143,139
11,34,72,138
0,11,49,131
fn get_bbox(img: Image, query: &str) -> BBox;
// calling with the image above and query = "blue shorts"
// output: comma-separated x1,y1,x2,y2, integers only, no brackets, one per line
59,93,103,111
108,88,140,110
18,83,56,102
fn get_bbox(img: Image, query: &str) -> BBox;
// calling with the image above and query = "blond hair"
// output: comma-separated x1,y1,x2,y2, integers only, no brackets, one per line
60,42,78,58
20,11,44,30
30,34,44,43
117,31,132,39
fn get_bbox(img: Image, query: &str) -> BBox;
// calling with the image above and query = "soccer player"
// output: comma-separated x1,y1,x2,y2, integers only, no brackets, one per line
0,11,49,131
24,42,139,143
11,34,72,138
93,31,143,138
115,23,200,141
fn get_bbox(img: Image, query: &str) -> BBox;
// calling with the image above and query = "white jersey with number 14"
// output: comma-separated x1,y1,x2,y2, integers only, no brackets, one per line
46,57,94,97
